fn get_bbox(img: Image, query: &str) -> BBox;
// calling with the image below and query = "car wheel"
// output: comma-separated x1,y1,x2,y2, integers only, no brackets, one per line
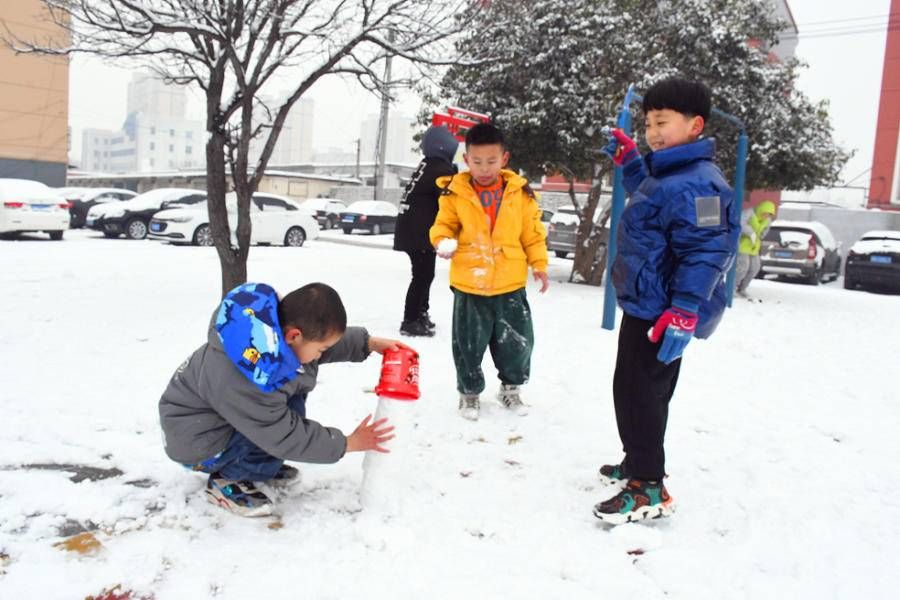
554,250,568,259
372,223,382,235
126,218,148,240
48,231,64,241
193,224,214,246
843,275,856,290
343,227,353,235
326,217,335,230
284,226,306,247
805,266,821,285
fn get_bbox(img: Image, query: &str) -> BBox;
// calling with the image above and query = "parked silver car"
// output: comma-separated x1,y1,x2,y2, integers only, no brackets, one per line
759,220,842,285
546,198,610,259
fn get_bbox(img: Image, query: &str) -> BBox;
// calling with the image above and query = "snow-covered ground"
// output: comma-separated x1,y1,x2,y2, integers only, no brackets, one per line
1,230,898,599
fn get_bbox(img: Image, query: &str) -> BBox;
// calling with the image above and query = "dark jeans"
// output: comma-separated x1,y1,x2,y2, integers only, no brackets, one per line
613,313,682,481
451,287,534,395
403,250,436,322
193,392,307,482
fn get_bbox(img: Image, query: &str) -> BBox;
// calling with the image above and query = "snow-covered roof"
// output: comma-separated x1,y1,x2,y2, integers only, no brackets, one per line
770,220,837,249
345,200,398,215
0,178,58,202
68,169,361,185
859,230,900,241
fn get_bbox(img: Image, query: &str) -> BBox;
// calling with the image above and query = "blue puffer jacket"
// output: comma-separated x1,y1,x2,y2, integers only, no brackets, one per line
612,139,739,339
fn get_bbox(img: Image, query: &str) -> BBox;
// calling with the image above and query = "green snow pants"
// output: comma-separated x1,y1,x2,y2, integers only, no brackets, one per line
451,287,534,395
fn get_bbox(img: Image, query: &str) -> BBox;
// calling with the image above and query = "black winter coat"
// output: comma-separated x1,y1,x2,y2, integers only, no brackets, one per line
393,157,457,252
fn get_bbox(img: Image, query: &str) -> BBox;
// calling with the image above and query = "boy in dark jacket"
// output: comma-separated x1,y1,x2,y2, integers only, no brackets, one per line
393,125,459,336
159,282,402,517
593,78,740,525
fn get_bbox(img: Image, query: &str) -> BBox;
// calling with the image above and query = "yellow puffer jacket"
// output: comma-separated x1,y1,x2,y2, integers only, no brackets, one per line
429,169,548,296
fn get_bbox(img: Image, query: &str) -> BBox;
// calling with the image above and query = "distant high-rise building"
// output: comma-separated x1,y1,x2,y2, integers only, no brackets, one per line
361,113,419,166
80,72,205,173
259,97,315,166
0,0,70,185
127,72,186,120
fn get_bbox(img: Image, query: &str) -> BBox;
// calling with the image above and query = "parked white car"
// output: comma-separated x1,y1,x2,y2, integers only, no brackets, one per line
0,178,70,240
148,192,320,247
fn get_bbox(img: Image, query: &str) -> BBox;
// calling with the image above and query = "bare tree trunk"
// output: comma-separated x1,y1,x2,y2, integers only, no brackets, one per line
205,68,247,297
570,175,612,286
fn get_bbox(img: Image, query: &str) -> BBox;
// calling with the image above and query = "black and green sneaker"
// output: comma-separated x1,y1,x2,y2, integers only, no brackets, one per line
592,478,675,525
597,461,630,486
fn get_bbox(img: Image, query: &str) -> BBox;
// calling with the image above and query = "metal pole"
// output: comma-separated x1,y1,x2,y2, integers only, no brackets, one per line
725,130,748,306
373,31,394,201
602,85,636,330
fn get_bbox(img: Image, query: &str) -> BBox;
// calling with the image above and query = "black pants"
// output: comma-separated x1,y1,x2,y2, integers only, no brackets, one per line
452,288,534,394
403,251,437,322
613,313,682,481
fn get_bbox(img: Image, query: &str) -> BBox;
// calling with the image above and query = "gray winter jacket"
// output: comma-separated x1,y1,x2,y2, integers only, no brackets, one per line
159,317,371,465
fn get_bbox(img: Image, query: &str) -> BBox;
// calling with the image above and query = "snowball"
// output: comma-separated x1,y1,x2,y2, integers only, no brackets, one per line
437,238,458,254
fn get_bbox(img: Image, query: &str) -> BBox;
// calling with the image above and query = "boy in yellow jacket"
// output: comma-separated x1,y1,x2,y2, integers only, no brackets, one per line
429,123,549,420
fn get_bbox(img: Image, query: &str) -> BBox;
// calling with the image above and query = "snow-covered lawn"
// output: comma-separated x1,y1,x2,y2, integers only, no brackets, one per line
1,230,898,599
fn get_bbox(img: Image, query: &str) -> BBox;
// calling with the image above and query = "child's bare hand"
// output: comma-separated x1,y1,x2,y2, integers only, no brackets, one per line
368,336,414,355
533,271,550,293
345,415,395,453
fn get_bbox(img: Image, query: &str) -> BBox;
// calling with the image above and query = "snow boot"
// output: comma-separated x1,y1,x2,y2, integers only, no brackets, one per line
205,472,275,517
597,461,630,486
497,384,527,415
420,312,436,331
400,318,435,337
458,393,480,421
592,478,675,525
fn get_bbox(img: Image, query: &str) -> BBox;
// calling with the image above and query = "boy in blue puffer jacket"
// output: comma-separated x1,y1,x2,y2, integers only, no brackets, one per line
593,78,740,525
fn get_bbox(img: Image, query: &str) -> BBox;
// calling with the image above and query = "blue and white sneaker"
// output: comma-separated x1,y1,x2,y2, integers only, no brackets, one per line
205,473,274,517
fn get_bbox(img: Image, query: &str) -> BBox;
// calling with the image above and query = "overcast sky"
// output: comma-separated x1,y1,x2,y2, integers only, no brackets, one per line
67,0,892,187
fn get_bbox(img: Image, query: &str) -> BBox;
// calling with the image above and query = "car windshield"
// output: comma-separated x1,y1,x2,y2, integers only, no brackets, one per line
124,189,195,210
769,229,813,247
861,234,900,242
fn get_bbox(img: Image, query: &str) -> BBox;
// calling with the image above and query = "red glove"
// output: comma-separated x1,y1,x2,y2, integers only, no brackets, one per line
647,305,699,365
602,128,640,167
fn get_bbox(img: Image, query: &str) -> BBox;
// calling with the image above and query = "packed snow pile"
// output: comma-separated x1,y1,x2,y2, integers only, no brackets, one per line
1,230,898,599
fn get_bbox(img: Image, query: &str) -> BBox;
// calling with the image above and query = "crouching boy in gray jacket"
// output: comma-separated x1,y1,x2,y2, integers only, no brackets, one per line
159,281,401,517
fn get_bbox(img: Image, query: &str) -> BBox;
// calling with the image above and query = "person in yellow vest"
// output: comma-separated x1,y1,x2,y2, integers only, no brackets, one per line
735,200,777,295
429,123,549,421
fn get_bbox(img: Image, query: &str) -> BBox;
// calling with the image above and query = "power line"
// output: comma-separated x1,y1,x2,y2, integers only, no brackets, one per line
780,23,899,40
794,12,899,28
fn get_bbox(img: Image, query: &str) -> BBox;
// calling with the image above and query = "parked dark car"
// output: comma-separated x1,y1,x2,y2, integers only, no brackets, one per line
86,188,207,239
301,198,347,230
844,230,900,291
759,220,842,285
55,187,137,228
339,200,398,235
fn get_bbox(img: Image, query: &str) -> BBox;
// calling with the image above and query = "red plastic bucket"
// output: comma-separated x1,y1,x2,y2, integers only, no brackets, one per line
374,347,420,401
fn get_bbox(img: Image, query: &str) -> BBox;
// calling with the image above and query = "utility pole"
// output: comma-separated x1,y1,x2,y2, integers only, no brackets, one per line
373,30,394,201
355,138,361,180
